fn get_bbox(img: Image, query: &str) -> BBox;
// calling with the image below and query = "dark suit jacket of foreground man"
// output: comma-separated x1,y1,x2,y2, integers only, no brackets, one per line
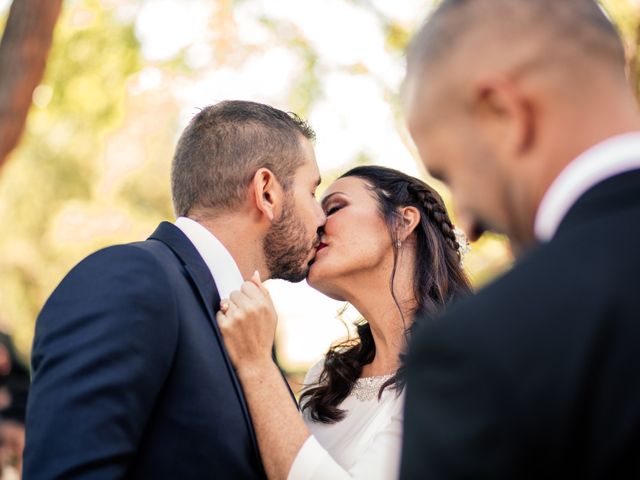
24,222,265,479
401,170,640,479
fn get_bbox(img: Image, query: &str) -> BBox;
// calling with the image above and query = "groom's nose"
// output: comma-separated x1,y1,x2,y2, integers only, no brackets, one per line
314,201,327,228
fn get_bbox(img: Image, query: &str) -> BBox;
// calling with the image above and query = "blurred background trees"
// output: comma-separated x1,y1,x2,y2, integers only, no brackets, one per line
603,0,640,100
0,0,637,370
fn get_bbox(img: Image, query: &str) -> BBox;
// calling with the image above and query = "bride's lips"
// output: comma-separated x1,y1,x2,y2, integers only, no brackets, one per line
307,242,326,268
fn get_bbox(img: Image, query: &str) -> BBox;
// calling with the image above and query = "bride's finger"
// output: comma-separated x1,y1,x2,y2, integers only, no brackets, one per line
219,299,230,313
240,280,263,300
221,293,241,311
216,310,228,326
229,290,250,310
250,270,270,295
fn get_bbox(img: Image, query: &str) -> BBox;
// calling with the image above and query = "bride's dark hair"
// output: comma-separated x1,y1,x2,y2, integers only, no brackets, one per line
300,165,472,423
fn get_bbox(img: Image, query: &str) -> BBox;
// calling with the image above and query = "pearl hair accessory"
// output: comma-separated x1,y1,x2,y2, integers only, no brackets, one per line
454,227,471,262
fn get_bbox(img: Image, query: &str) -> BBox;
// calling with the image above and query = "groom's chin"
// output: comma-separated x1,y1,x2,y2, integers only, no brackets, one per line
285,272,308,283
278,264,309,283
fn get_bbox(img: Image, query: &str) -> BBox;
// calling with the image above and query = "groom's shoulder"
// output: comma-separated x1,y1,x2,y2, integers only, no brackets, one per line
57,236,176,292
37,240,178,327
77,239,163,270
72,221,184,271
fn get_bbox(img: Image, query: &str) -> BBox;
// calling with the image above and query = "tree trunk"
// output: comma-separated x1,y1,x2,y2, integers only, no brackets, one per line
0,0,63,170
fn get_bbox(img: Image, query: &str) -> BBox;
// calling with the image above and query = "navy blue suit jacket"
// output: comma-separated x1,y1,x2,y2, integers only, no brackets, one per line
401,171,640,479
24,222,266,479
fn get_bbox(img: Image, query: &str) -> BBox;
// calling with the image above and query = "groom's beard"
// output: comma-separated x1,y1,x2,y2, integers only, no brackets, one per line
264,197,317,282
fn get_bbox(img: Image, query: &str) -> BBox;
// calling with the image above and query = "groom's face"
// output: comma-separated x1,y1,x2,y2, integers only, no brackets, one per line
263,139,325,282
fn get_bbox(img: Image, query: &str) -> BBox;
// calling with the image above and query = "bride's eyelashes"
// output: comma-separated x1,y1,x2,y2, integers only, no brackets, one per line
325,204,345,216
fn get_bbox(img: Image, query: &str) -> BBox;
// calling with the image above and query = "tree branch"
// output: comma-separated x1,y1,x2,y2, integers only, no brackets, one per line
0,0,63,170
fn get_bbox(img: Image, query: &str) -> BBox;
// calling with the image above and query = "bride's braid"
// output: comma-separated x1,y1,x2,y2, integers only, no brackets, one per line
407,182,460,257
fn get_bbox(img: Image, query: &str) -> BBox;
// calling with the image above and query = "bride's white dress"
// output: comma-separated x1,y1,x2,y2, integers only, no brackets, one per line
288,361,405,479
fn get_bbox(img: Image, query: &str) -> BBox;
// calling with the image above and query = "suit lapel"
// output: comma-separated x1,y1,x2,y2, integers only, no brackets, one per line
148,222,264,471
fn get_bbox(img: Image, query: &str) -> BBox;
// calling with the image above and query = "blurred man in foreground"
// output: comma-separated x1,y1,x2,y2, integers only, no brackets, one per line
402,0,640,478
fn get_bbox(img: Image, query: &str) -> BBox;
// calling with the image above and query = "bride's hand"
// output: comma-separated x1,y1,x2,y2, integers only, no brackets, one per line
217,271,277,374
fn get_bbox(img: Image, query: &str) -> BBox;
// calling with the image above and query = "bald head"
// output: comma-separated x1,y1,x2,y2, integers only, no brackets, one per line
403,0,638,250
407,0,626,94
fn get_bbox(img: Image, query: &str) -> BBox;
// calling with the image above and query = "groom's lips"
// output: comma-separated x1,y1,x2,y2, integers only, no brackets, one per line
307,241,324,267
308,243,327,267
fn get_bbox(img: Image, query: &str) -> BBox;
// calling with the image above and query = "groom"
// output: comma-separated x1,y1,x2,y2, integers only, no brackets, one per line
24,100,326,478
402,0,640,478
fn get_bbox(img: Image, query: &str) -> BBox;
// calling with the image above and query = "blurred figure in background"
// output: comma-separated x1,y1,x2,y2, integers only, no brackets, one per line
0,333,29,411
402,0,640,478
0,388,27,479
0,333,28,480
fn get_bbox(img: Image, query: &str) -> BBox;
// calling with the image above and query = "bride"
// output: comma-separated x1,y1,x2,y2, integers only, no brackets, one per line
217,165,471,479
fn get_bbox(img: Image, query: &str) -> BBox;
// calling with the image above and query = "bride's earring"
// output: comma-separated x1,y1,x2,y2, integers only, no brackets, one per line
396,240,402,248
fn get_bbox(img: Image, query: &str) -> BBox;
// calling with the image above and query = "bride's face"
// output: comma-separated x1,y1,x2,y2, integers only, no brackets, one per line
307,176,394,300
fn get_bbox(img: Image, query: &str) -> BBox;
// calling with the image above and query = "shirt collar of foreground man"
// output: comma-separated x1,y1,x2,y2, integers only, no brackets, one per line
534,131,640,243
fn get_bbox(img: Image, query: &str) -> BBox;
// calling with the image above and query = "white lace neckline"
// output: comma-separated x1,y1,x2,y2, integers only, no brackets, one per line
351,374,394,402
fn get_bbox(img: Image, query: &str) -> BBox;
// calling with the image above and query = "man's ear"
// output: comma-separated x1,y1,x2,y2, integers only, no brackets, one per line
474,77,535,159
251,168,283,222
398,206,421,242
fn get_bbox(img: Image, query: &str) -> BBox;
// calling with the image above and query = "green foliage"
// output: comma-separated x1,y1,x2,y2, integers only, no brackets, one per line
601,0,640,100
385,21,412,53
0,0,142,354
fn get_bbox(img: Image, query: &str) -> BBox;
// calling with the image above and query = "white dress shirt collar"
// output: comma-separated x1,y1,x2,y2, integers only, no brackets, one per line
534,132,640,242
174,216,244,300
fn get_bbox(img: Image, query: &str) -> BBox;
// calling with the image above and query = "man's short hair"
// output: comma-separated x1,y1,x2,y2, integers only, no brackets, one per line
171,100,315,217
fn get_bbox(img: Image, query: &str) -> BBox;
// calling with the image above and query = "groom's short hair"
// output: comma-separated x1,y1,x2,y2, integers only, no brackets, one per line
171,100,315,217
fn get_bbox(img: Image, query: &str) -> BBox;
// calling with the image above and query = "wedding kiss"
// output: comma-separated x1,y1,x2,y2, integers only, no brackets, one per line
23,0,640,478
